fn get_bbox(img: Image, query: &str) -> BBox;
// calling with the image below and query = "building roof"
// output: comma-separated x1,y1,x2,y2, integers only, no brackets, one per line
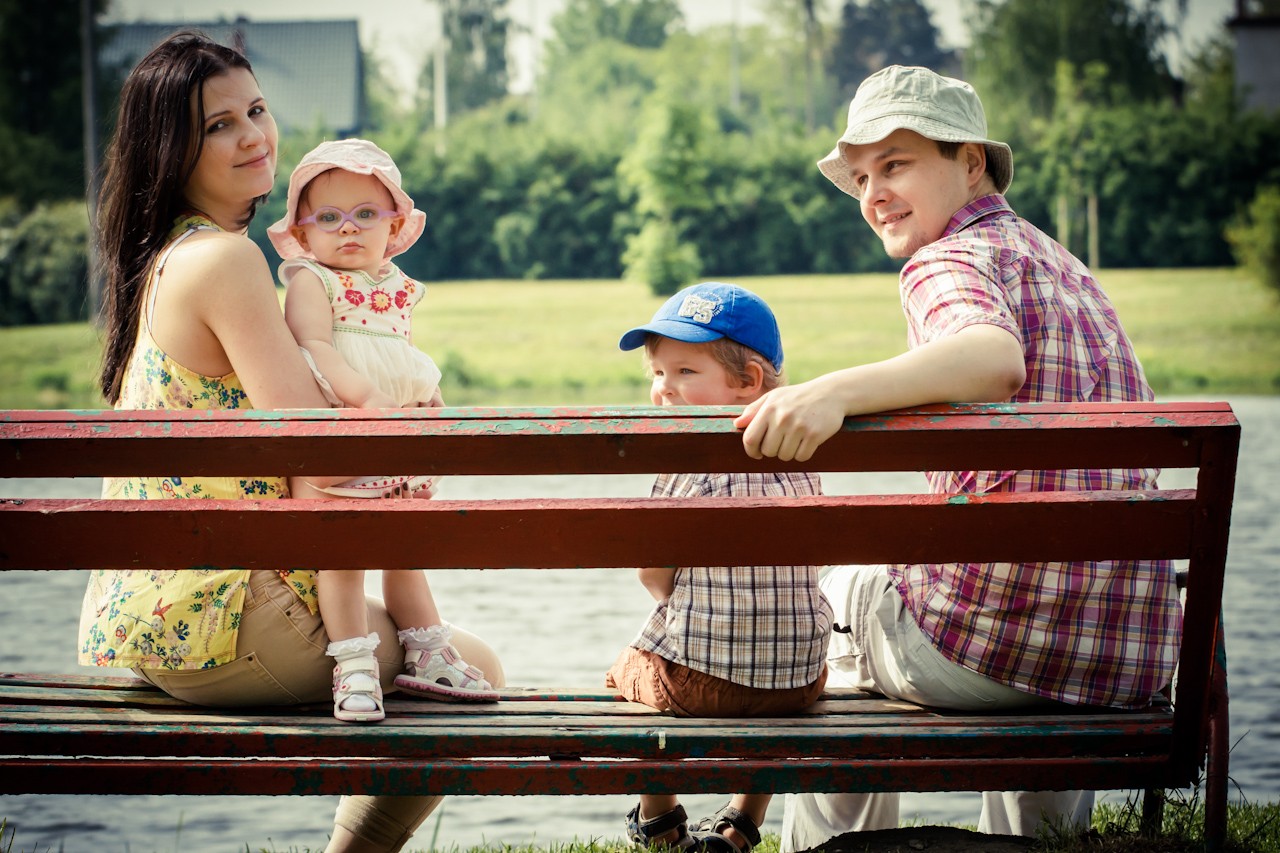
98,19,364,134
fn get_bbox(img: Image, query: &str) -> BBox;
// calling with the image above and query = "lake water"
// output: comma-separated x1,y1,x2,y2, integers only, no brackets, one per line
2,396,1276,852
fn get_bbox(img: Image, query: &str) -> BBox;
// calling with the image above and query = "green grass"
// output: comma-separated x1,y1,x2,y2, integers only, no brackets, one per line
0,321,104,409
1,268,1277,410
221,795,1271,852
4,797,1280,852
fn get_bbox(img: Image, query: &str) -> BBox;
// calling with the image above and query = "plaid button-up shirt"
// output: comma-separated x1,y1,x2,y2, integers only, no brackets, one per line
889,194,1182,708
632,471,833,690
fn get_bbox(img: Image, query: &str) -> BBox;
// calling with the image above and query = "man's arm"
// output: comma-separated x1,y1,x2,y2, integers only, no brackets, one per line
735,323,1025,461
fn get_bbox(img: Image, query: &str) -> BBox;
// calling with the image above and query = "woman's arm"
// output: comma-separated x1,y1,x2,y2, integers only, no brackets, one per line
150,231,331,410
152,232,350,491
283,267,398,409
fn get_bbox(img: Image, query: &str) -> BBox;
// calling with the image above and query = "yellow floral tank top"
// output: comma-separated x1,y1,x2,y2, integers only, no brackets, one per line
78,213,320,671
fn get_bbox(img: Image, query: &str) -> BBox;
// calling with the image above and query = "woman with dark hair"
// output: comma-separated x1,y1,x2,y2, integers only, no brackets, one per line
80,31,503,853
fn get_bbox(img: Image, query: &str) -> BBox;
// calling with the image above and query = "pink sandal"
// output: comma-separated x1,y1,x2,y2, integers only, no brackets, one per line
332,654,385,723
395,645,499,702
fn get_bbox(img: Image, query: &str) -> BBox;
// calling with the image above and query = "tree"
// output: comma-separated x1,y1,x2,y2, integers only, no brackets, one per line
0,1,108,206
618,87,712,294
828,0,955,103
420,0,513,117
535,41,663,150
360,45,411,133
965,0,1176,137
536,0,685,151
544,0,684,73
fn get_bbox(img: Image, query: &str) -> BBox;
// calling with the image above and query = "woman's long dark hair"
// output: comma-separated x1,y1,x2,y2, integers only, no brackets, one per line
97,31,261,403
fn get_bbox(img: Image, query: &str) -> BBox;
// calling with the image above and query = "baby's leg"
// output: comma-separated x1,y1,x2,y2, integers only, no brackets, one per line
319,568,382,722
382,568,443,631
384,570,498,702
319,570,371,642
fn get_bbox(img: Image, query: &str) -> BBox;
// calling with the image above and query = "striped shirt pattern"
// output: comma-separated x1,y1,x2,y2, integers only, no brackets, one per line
632,471,834,690
889,194,1182,709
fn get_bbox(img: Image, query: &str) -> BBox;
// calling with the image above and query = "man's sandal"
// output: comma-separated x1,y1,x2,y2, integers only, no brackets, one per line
395,645,500,702
332,655,385,723
690,805,761,853
626,803,693,850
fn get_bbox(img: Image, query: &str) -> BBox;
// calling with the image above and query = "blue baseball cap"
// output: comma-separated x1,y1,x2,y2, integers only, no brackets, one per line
618,282,783,370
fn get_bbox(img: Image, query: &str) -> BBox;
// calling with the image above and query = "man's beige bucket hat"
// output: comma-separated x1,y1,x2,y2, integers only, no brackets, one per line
818,65,1013,199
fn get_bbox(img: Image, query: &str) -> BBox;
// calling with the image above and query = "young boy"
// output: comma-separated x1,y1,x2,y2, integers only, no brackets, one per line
734,66,1179,850
609,282,833,853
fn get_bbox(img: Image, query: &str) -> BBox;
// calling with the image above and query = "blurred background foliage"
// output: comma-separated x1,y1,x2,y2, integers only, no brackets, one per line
2,0,1280,325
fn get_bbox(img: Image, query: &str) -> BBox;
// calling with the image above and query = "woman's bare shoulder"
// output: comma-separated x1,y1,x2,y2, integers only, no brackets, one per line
163,228,276,293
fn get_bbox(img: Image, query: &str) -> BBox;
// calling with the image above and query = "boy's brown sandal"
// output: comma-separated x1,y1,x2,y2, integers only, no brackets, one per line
690,805,761,853
626,803,694,849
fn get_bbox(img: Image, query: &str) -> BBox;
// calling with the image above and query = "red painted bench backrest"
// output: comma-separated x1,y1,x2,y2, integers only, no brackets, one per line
0,401,1241,780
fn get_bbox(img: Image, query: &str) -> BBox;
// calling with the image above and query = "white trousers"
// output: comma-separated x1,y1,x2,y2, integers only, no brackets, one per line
780,566,1093,853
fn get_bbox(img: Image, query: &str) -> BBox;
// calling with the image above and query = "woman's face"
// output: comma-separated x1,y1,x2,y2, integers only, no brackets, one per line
184,68,277,224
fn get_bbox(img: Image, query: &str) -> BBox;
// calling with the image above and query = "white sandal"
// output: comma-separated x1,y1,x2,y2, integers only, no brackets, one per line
316,475,437,499
332,654,385,722
395,645,499,702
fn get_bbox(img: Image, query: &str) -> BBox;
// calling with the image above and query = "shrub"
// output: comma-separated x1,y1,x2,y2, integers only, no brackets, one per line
622,218,701,296
1226,184,1280,300
0,199,90,326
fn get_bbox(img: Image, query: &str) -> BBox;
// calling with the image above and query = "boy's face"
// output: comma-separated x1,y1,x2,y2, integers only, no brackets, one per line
647,338,760,407
291,170,402,275
842,128,984,259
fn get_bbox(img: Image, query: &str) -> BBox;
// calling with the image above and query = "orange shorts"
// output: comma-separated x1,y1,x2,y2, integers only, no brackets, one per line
606,646,826,718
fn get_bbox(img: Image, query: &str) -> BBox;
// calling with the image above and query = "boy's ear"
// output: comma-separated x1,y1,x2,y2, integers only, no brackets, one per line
738,360,765,398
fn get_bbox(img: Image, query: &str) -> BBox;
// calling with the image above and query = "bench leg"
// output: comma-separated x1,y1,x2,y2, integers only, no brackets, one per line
1140,789,1164,838
1203,617,1230,852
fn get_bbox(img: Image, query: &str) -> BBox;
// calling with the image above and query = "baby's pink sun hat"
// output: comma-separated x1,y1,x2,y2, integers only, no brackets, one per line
267,138,427,260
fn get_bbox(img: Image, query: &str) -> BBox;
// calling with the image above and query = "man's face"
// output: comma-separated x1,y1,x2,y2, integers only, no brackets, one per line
843,128,983,259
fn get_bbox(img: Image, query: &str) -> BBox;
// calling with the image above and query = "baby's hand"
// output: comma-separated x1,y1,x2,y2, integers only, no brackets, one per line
361,391,400,410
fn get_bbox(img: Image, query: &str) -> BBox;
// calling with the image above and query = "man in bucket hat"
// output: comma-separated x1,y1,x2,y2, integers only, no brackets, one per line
734,67,1178,850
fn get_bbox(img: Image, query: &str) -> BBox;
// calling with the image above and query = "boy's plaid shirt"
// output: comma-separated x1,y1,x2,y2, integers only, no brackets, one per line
631,470,833,691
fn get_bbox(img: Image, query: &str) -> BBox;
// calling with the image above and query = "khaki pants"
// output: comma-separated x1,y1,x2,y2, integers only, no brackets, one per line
139,569,504,852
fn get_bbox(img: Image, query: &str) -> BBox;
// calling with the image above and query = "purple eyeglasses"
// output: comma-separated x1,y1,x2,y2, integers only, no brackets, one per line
297,204,400,232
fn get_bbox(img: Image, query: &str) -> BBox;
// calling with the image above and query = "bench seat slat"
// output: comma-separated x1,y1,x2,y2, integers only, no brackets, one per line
1,490,1197,570
0,755,1180,797
0,726,1173,765
1,700,1161,728
0,693,928,718
0,671,1176,766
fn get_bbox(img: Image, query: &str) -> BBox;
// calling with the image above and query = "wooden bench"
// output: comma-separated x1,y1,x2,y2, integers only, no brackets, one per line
0,402,1240,849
